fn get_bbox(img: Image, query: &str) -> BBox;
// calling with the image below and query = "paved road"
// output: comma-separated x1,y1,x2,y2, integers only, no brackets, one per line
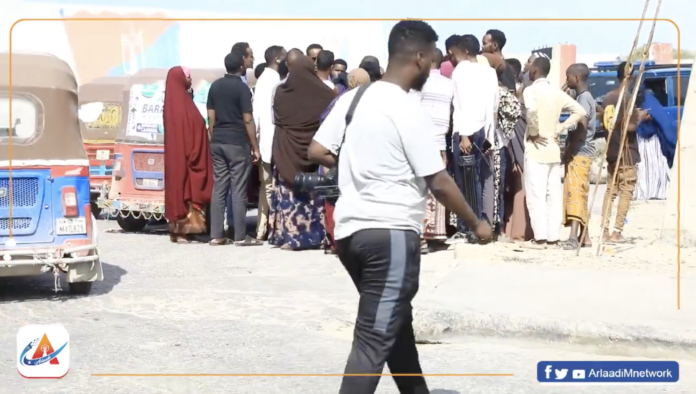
0,217,692,393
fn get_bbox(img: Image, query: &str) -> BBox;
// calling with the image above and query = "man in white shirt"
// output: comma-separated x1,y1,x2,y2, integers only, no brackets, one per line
308,20,491,394
253,45,285,240
448,34,499,243
522,56,586,249
410,48,454,249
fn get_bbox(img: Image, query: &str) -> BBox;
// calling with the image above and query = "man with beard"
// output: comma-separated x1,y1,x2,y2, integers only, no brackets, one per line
332,58,347,79
309,20,491,394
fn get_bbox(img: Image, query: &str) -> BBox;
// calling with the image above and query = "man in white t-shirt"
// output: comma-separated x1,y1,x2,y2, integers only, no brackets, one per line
309,20,491,394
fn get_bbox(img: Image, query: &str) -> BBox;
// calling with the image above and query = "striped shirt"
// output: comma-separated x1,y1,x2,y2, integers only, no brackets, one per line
410,69,454,150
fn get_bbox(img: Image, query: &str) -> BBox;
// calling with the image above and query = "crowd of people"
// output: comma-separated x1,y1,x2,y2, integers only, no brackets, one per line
159,21,666,253
156,19,677,393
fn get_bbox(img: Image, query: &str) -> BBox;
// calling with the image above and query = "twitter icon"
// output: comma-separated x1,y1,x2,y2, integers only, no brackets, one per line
555,369,568,380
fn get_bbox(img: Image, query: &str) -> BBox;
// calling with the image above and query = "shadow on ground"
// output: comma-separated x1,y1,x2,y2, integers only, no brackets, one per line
0,261,126,303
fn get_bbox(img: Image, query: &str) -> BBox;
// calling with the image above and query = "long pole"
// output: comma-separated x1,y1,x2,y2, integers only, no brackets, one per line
575,0,652,256
594,0,663,256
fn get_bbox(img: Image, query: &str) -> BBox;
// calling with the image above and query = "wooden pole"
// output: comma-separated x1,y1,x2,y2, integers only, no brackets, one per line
575,0,652,256
594,0,663,256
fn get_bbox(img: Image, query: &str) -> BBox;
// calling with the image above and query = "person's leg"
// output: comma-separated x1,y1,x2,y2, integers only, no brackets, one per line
226,144,253,243
338,229,426,394
450,133,469,235
610,166,637,242
386,307,429,394
479,150,495,227
226,190,234,236
523,157,550,246
209,143,231,243
546,162,564,245
255,162,272,240
472,129,486,222
498,146,508,235
601,166,619,241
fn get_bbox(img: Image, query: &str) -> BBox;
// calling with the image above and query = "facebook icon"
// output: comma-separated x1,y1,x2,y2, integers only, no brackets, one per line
545,365,553,380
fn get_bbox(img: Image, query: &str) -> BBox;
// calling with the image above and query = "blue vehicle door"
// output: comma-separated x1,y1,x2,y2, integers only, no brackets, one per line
0,170,55,244
665,74,689,131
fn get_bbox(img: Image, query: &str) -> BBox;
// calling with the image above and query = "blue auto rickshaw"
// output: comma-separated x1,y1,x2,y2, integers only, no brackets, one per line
0,52,103,295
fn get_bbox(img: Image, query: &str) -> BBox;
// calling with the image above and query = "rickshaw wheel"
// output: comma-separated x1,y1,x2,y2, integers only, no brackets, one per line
68,281,93,295
90,202,102,217
116,215,148,232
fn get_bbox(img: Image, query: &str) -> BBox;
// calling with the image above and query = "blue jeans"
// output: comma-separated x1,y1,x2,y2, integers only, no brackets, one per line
451,129,485,233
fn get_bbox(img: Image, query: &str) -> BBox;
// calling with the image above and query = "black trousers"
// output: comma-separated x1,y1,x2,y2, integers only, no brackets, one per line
336,229,429,394
210,143,251,241
451,130,485,233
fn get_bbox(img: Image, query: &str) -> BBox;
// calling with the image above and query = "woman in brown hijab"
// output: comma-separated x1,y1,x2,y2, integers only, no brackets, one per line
268,55,335,250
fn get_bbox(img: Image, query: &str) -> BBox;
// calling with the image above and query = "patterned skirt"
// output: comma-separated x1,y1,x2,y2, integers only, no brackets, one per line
268,170,326,250
423,151,448,240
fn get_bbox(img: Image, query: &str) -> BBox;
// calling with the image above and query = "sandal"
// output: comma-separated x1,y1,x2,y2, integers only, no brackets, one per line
235,236,264,246
209,238,229,246
420,240,430,255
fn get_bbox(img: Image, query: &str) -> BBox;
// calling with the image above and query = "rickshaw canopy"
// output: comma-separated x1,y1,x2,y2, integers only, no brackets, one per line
0,52,87,164
78,75,129,142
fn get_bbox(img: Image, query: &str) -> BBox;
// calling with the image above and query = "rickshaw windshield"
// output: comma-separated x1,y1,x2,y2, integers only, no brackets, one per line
117,68,224,144
79,76,129,142
117,69,169,145
0,52,87,163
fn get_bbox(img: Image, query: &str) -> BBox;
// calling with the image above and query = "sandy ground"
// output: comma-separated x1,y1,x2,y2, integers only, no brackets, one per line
0,195,691,393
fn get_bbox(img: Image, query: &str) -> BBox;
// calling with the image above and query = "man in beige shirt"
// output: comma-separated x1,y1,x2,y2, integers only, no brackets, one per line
522,57,587,248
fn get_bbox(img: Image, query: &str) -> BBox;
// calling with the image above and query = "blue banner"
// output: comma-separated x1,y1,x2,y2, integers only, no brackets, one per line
537,361,679,383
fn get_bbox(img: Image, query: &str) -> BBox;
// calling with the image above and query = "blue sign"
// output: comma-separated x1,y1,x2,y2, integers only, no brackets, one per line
537,361,679,383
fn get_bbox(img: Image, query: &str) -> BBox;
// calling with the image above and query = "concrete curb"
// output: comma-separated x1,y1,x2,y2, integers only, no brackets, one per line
411,308,696,353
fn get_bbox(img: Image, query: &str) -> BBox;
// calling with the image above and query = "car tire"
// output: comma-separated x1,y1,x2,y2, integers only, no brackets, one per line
68,281,93,295
116,215,148,232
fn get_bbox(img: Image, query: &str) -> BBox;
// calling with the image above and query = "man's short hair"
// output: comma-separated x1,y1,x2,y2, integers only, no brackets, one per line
445,34,460,52
287,48,303,59
254,63,267,79
532,57,551,77
505,58,522,76
457,34,480,56
387,20,439,61
434,48,444,68
485,29,506,50
617,61,629,81
316,50,335,71
334,58,348,68
359,55,380,68
361,60,382,82
225,50,245,73
231,42,250,56
264,45,284,64
306,43,323,55
568,63,590,81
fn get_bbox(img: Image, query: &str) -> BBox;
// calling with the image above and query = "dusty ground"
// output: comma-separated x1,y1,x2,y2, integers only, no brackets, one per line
0,196,691,393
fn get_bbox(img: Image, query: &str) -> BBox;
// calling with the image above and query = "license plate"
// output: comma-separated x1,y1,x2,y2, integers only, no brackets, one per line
96,149,110,160
56,218,87,235
142,178,159,187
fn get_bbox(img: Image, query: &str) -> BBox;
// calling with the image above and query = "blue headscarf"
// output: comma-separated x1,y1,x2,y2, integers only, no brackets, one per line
636,89,677,168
